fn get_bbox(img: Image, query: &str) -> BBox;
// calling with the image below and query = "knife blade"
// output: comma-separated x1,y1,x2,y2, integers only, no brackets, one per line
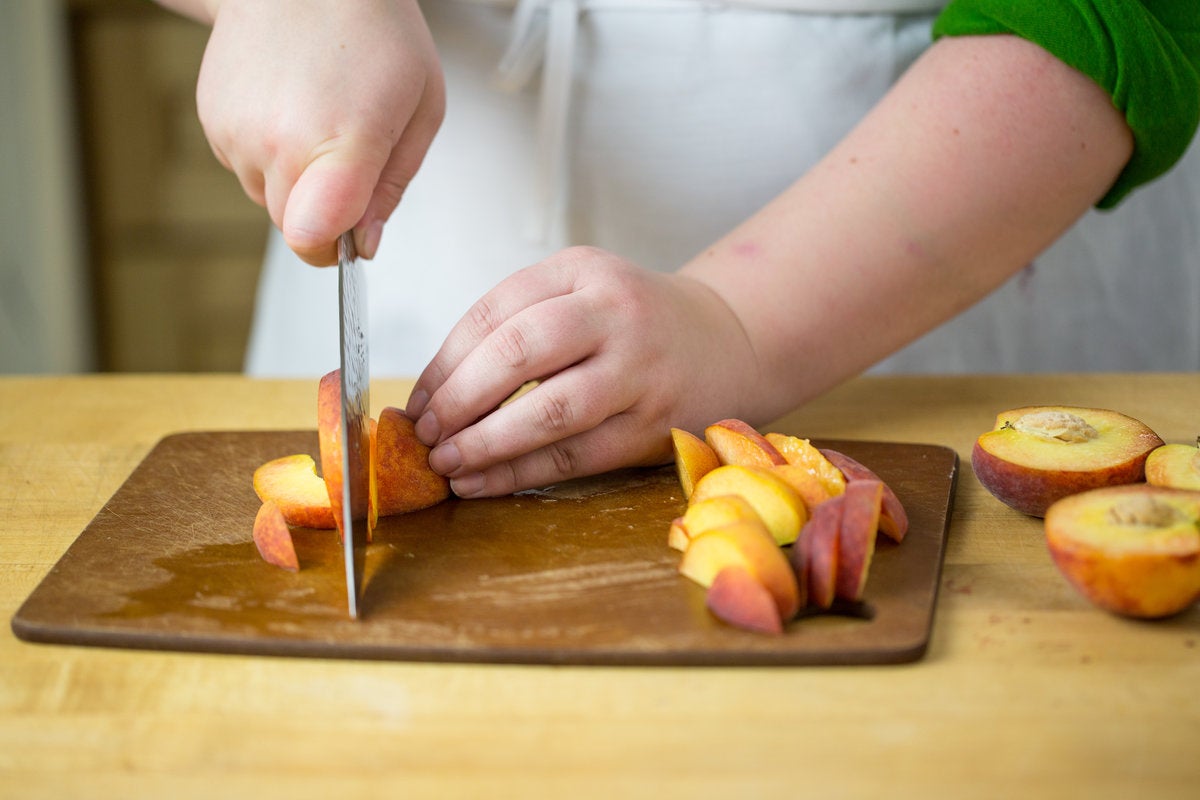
338,231,370,618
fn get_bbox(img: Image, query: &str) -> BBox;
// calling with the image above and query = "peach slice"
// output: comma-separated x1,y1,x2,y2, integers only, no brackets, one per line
820,449,909,542
317,369,371,539
765,433,847,498
690,464,807,546
801,495,841,610
835,480,884,602
670,427,721,500
252,501,299,571
252,454,336,530
770,463,836,514
972,406,1164,518
373,406,451,517
1044,484,1200,618
679,518,801,620
1145,441,1200,491
706,566,784,635
668,494,760,552
705,419,787,468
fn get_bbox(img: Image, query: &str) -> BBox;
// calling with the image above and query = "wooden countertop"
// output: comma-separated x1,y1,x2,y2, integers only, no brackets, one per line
2,373,1197,798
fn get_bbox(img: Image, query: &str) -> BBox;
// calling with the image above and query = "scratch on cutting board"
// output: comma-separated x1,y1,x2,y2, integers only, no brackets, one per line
429,561,674,606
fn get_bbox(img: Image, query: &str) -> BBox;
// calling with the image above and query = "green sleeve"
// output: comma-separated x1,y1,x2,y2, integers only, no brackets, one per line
932,0,1200,208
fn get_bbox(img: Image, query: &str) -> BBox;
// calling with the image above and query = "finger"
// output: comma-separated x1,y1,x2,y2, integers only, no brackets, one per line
408,251,589,416
355,73,446,260
416,290,608,449
448,408,670,498
282,134,393,266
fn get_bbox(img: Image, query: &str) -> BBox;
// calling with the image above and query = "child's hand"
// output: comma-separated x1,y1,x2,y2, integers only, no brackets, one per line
405,247,761,497
195,0,444,264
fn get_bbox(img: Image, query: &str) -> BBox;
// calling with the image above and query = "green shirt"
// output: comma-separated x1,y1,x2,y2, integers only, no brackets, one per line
933,0,1200,208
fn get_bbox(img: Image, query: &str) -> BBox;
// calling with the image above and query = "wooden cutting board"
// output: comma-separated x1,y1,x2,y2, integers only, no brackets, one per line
12,431,958,665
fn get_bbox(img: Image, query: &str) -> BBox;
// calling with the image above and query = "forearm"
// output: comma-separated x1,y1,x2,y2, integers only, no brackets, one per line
681,34,1133,423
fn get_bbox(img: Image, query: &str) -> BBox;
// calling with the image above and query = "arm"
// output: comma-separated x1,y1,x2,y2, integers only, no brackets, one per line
154,0,445,264
406,34,1132,497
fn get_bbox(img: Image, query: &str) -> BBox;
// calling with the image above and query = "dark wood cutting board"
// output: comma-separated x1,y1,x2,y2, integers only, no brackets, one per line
12,431,957,665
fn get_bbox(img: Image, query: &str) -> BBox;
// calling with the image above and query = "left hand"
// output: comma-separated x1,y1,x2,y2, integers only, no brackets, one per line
405,246,760,497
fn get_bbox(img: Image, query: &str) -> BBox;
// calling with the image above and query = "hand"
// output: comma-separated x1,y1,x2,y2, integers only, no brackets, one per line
405,247,762,497
194,0,444,264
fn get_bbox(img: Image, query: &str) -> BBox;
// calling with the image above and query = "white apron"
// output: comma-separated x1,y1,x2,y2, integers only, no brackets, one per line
243,0,1200,378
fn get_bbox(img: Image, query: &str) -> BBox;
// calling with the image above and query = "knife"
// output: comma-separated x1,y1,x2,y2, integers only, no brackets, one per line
338,230,370,618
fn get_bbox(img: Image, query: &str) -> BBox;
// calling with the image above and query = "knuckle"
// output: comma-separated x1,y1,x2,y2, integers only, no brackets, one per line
464,297,504,341
532,389,575,436
489,323,534,371
543,440,580,480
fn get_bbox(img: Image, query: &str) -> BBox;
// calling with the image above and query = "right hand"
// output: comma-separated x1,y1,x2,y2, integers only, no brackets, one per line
195,0,445,264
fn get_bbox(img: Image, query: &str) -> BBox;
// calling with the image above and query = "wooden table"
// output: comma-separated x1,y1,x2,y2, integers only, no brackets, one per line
2,373,1197,798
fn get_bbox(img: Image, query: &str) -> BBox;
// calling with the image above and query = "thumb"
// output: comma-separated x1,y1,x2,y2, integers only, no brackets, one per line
281,140,389,266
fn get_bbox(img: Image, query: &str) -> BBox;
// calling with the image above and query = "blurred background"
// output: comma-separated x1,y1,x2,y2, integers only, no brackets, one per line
1,0,268,374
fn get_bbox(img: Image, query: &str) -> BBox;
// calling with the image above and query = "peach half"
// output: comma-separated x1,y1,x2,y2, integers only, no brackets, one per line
1044,484,1200,618
972,406,1164,518
1145,441,1200,491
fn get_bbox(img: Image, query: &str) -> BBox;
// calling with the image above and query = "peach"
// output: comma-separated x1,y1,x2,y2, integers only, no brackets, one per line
820,449,909,542
770,463,837,513
706,566,784,635
668,494,761,552
252,454,336,530
252,501,299,571
705,419,787,468
801,494,841,610
835,480,884,602
317,369,371,539
373,406,450,517
972,406,1164,518
679,518,801,620
690,464,807,546
765,433,847,498
1044,484,1200,618
670,427,721,500
1145,441,1200,491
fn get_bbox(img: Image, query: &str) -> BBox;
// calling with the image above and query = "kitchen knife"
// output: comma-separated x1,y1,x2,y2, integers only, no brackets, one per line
338,230,370,618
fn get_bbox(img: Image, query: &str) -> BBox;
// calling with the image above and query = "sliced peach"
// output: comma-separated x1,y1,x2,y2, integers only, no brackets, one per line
373,406,450,517
1145,441,1200,491
252,454,336,530
706,566,784,635
317,368,371,539
971,406,1164,518
835,480,883,602
252,501,299,571
690,464,807,546
770,463,836,514
1044,484,1200,618
670,427,721,500
803,495,841,610
679,518,801,620
820,449,909,542
705,419,786,468
765,433,846,498
668,494,760,552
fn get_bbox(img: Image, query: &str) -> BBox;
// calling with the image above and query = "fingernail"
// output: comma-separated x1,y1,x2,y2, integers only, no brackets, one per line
407,387,429,418
450,472,484,498
415,409,441,446
357,219,384,260
429,441,462,475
